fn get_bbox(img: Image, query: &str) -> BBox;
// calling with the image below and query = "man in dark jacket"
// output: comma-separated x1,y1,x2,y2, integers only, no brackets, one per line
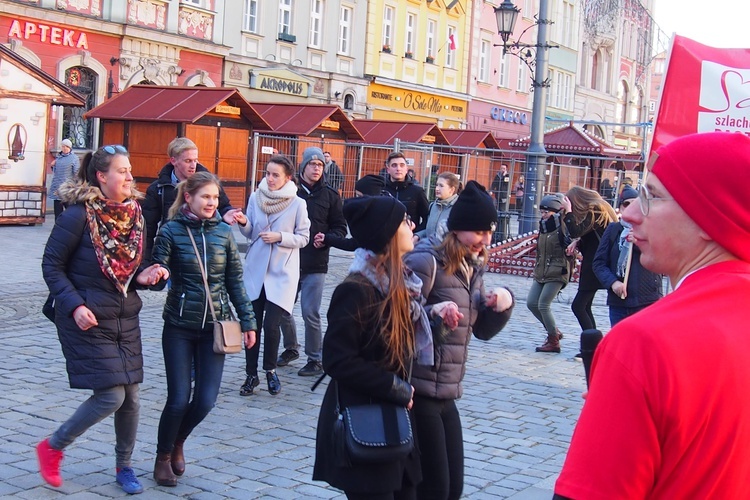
278,147,347,377
490,164,511,210
382,151,429,232
141,137,241,260
322,151,344,193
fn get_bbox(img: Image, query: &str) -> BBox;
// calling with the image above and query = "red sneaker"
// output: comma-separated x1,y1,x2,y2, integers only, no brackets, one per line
36,438,63,487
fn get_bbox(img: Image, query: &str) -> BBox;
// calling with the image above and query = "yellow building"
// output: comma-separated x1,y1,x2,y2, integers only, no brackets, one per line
364,0,472,128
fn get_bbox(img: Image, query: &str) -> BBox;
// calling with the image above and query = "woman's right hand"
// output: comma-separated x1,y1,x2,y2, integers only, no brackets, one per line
73,305,98,331
243,330,256,349
407,385,415,411
566,239,579,256
431,301,463,330
561,195,572,213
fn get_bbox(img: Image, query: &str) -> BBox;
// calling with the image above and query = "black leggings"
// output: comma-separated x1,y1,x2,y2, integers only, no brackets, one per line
571,289,598,331
244,286,289,374
412,396,464,500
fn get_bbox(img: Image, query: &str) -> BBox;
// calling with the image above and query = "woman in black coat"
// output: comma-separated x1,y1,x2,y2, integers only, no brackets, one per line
38,146,167,493
314,196,428,499
562,186,618,333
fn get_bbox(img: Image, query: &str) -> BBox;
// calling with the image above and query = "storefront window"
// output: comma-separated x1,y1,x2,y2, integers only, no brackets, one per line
63,66,97,150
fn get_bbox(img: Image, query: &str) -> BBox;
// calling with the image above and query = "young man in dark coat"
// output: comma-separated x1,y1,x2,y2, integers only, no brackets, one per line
141,137,242,260
382,151,430,232
277,147,347,376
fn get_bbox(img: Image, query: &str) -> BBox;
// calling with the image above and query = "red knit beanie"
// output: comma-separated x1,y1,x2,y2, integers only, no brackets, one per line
651,132,750,262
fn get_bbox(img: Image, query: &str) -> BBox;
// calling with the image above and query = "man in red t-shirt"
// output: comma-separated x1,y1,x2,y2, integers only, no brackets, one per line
554,132,750,499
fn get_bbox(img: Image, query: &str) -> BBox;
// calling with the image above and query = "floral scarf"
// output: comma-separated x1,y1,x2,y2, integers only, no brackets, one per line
255,178,298,214
349,248,434,366
86,198,144,296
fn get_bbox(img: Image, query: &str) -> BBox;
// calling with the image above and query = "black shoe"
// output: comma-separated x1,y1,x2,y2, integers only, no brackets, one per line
574,352,583,359
239,375,259,396
276,349,299,367
298,361,323,377
267,371,281,395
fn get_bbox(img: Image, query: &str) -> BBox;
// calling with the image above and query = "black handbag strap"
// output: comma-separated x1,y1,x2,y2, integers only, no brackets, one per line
186,228,235,323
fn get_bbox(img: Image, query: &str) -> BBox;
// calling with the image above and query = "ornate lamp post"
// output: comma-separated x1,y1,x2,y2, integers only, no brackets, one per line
494,0,557,234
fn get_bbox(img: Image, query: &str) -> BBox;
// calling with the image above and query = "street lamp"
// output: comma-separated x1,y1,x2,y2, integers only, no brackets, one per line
494,0,557,234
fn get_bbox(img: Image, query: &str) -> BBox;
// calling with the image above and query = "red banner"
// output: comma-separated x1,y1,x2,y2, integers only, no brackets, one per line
651,35,750,153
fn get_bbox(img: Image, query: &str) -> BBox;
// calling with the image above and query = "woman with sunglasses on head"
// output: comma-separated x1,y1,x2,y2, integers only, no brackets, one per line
314,196,432,499
404,181,515,500
238,155,310,396
149,171,257,486
529,194,574,353
561,186,618,337
38,145,168,494
592,186,663,327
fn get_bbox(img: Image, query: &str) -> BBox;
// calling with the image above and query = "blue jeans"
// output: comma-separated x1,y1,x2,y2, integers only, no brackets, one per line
157,324,225,454
526,280,564,337
609,304,649,327
281,273,325,363
50,384,139,468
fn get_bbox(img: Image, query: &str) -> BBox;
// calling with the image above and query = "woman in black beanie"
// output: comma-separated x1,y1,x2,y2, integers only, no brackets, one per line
314,196,427,498
404,181,515,500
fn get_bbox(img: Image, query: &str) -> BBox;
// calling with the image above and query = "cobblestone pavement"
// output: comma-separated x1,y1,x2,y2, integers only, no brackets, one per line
0,216,612,499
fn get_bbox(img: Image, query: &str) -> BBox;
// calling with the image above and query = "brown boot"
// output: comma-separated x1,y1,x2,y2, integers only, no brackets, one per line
535,335,561,353
556,328,564,340
154,452,177,487
171,439,185,476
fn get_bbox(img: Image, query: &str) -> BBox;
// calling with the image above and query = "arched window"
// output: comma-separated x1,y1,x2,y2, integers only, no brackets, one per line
617,80,629,132
63,66,97,149
344,93,354,110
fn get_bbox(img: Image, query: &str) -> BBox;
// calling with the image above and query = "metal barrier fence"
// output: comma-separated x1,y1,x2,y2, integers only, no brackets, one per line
249,133,644,209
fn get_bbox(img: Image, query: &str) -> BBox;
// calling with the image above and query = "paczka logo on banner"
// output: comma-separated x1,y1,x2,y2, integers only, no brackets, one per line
698,61,750,134
651,35,750,152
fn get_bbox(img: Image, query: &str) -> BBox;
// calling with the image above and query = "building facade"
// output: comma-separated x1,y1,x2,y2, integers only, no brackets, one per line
222,0,370,119
1,0,228,154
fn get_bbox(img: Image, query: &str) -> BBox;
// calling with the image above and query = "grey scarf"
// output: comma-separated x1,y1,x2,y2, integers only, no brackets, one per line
349,248,434,366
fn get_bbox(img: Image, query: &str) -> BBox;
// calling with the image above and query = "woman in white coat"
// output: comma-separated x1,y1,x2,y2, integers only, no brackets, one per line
237,155,310,396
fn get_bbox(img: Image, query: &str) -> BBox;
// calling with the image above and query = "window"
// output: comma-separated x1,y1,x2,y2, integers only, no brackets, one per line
479,40,490,82
546,68,554,106
309,0,323,48
279,0,292,35
427,20,436,59
549,69,573,110
383,6,394,48
63,67,97,150
562,72,572,109
516,62,527,91
344,94,354,110
446,25,456,68
498,53,510,88
405,13,416,55
243,0,258,33
561,0,575,48
338,6,352,54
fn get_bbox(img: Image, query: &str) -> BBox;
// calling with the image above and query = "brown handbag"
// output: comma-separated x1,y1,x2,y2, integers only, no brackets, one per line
186,229,242,354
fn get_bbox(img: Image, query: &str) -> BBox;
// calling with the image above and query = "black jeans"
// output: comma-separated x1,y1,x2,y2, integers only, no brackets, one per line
245,286,289,374
412,395,464,500
157,324,225,454
571,289,598,331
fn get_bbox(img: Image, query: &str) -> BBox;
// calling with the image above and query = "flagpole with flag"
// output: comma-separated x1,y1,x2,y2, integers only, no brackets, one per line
438,33,458,54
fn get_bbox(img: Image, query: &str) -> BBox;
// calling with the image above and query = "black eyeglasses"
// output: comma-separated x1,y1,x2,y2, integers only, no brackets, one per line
102,145,127,155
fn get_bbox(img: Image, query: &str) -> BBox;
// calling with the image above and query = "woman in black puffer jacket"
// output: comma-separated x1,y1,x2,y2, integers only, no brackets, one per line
39,145,168,494
150,172,257,487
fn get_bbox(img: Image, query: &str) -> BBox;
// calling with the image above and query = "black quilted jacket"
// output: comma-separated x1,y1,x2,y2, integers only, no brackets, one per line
150,211,257,332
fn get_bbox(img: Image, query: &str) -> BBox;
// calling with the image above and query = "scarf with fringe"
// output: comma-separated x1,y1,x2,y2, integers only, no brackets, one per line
349,248,434,366
85,197,144,296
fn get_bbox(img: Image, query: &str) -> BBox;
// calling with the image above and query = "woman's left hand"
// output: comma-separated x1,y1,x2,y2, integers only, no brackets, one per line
244,330,256,349
136,264,170,285
259,231,282,244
